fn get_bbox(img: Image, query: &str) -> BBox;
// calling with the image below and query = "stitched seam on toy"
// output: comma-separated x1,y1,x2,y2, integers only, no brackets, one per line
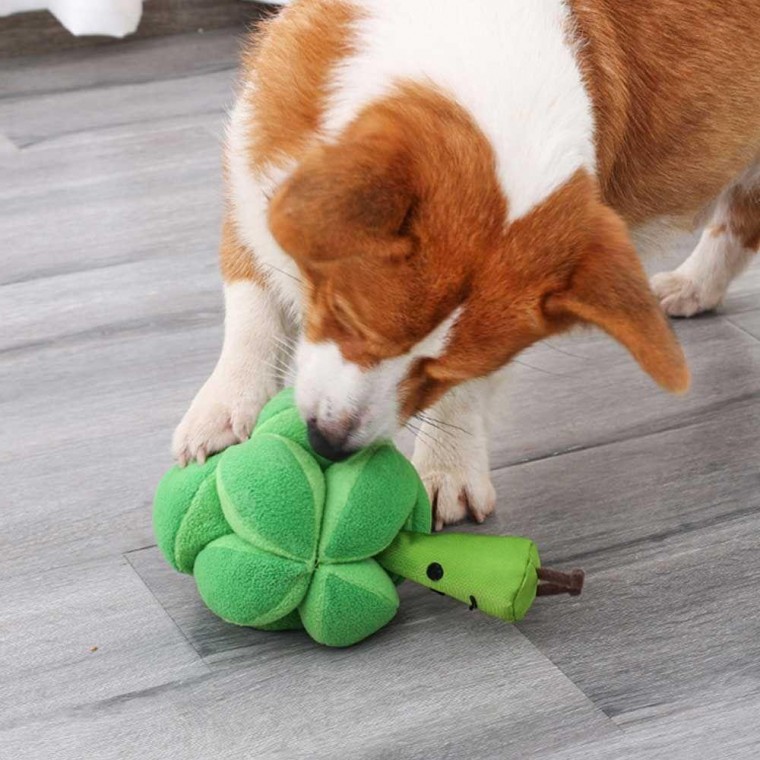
327,562,398,606
318,448,373,562
514,549,540,620
208,544,309,626
174,480,207,571
322,446,407,564
216,462,307,566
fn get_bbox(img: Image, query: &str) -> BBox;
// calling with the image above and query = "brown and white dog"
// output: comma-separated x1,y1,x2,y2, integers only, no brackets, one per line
174,0,760,528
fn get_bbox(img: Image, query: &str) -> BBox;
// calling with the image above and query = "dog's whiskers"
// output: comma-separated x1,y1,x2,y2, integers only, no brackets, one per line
260,358,292,382
415,412,471,437
406,420,458,457
259,261,301,283
542,341,591,361
414,414,456,440
512,357,574,379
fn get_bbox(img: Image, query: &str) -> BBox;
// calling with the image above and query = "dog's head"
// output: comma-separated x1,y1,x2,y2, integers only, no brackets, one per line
269,90,689,460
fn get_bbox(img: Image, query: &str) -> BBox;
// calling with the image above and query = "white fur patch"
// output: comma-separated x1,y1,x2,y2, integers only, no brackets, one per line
226,92,303,318
172,280,284,463
295,307,462,447
650,159,760,317
412,378,499,529
323,0,596,222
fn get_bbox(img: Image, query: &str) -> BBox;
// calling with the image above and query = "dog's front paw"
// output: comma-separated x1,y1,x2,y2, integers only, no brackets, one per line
412,441,496,531
650,270,720,317
172,373,273,466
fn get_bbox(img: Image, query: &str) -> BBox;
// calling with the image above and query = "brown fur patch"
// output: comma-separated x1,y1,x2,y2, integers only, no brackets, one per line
221,1,359,287
219,213,266,285
241,0,360,173
269,83,506,373
400,170,688,418
725,181,760,251
571,0,760,225
709,224,728,239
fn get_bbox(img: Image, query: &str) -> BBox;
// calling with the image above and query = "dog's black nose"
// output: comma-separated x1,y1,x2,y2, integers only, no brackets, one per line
307,419,353,462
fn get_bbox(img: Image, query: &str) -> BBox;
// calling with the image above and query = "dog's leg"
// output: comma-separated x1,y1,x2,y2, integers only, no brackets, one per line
172,216,288,465
651,162,760,317
411,377,501,530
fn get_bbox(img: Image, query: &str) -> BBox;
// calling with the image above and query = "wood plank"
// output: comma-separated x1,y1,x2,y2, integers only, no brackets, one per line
493,401,760,724
541,694,760,759
724,258,760,338
489,314,760,467
0,28,243,100
0,324,222,580
0,558,207,729
0,123,224,285
0,606,617,760
0,68,235,148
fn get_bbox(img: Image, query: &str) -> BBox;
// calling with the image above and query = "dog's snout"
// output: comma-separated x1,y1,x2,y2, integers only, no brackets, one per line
306,417,354,462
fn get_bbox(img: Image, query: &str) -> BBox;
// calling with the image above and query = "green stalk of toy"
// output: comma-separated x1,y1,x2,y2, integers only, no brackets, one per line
376,531,541,623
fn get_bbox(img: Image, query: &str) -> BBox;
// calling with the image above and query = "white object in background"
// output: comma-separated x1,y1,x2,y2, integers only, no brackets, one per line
0,0,144,37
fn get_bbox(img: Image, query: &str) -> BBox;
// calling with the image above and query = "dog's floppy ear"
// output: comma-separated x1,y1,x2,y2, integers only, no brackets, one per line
268,121,415,264
544,201,690,393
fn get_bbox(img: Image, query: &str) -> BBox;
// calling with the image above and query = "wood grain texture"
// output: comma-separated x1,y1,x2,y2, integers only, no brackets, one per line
0,28,243,101
0,558,207,727
1,26,759,760
0,602,619,760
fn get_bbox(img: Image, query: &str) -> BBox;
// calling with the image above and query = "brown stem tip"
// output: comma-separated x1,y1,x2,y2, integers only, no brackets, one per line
536,567,585,598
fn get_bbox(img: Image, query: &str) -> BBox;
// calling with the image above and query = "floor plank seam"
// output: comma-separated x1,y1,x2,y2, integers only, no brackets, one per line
493,389,760,473
12,106,230,151
724,317,760,344
0,251,206,287
515,630,625,737
0,62,240,106
541,502,760,567
123,550,211,668
0,310,223,358
0,674,212,735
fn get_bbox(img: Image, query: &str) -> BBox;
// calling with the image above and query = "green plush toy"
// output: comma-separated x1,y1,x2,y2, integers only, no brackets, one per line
154,389,583,647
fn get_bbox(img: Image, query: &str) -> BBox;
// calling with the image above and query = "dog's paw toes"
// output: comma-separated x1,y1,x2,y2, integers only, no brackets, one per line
419,470,496,531
650,271,718,318
172,382,269,465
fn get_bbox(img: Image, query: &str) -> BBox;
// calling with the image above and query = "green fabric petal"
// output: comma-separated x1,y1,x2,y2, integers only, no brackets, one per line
299,560,399,647
404,476,432,534
319,444,420,563
195,535,311,627
217,433,324,562
153,454,222,573
255,388,297,429
254,398,332,471
256,609,305,632
172,470,231,574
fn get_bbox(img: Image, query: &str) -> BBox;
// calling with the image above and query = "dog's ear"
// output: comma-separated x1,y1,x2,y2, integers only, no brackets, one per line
268,119,415,265
544,200,690,393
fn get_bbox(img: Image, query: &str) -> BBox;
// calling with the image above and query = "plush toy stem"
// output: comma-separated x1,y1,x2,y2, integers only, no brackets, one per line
377,531,543,622
536,567,585,597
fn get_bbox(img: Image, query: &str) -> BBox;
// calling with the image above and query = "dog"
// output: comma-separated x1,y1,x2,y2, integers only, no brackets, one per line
173,0,760,529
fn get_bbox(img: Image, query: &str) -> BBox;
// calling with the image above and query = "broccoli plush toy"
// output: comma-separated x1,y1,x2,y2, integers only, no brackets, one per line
153,389,583,647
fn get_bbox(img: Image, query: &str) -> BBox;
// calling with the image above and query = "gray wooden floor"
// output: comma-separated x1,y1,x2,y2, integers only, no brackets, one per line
2,29,760,760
